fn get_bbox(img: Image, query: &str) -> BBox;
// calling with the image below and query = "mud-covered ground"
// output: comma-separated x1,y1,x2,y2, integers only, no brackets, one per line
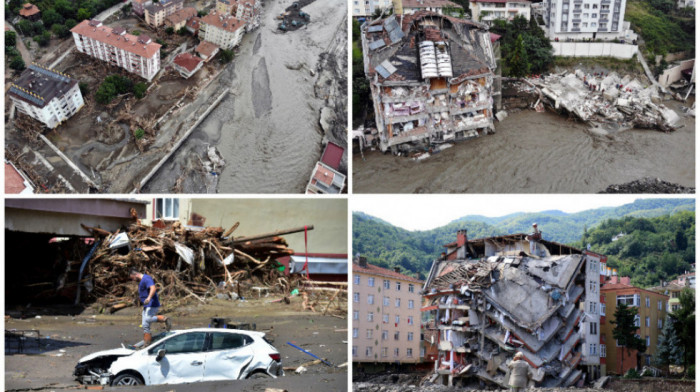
5,298,348,391
353,99,695,193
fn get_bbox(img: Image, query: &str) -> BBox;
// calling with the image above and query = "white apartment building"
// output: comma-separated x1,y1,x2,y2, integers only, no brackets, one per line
199,10,246,50
144,0,184,27
352,0,394,18
400,0,463,14
543,0,627,40
71,20,161,81
8,64,84,129
469,0,531,24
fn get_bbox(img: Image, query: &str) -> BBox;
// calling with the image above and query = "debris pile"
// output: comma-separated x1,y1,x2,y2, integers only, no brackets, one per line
599,177,695,194
277,0,313,32
530,70,682,132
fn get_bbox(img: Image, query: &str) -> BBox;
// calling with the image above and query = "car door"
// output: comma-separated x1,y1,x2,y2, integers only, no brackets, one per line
202,332,256,381
147,332,208,385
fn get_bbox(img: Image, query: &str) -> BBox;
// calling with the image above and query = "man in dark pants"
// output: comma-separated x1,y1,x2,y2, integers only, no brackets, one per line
129,269,171,345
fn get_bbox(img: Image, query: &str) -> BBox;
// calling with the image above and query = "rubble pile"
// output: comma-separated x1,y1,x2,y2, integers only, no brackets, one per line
531,70,682,132
600,177,695,194
353,383,608,392
79,222,311,312
277,0,314,32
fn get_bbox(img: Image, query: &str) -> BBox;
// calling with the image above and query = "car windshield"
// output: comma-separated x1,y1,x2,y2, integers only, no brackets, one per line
131,331,176,350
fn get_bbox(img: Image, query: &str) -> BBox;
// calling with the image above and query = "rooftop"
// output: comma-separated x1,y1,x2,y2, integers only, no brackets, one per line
19,3,40,17
472,0,531,3
403,0,462,8
196,40,220,57
165,7,197,25
71,20,161,59
5,162,32,194
353,260,423,283
145,0,183,13
173,52,203,72
8,64,78,109
320,142,344,170
200,10,246,32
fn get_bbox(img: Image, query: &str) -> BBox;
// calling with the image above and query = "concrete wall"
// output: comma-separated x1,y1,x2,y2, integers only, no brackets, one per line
658,59,694,87
552,42,638,59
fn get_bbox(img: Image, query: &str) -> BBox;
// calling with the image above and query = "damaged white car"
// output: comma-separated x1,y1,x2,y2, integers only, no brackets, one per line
74,328,283,386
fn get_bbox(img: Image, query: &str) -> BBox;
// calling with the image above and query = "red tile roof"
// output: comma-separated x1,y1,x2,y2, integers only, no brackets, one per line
353,262,423,283
71,20,161,59
601,282,669,298
5,163,30,194
196,40,220,57
311,162,337,187
472,0,530,3
403,0,461,8
200,10,246,33
173,52,202,72
186,16,200,30
19,3,40,17
320,142,344,170
165,7,197,25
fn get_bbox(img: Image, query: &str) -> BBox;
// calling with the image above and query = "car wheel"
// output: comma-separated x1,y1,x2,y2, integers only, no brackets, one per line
112,373,144,386
248,371,272,379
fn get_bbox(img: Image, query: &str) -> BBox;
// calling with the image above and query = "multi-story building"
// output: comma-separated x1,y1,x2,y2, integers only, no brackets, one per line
144,0,184,27
172,53,204,79
216,0,235,14
469,0,531,24
400,0,463,14
352,0,394,18
352,257,423,365
361,12,498,153
195,40,220,61
198,10,246,50
132,0,153,17
71,20,162,82
164,7,197,30
600,276,668,375
305,142,346,194
422,228,602,387
649,271,695,312
8,64,84,129
543,0,627,40
234,0,259,25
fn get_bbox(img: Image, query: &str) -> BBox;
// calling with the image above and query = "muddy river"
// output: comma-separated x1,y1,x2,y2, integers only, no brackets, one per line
352,100,695,193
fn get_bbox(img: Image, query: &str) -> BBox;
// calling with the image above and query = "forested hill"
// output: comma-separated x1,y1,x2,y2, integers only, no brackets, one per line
352,199,694,282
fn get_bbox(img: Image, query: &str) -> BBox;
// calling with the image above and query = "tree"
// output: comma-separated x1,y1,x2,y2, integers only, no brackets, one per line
79,82,89,97
17,19,33,36
42,8,64,27
655,316,683,371
103,75,133,94
65,19,77,29
5,46,19,57
96,82,117,104
10,56,25,71
177,26,188,35
77,8,92,21
671,289,695,375
505,34,529,77
51,23,70,38
219,49,234,63
134,82,147,99
611,303,646,375
6,30,17,47
54,0,76,19
32,21,45,35
33,30,51,47
165,26,174,34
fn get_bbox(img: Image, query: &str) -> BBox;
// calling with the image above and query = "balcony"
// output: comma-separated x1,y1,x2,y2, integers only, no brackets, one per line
600,8,610,12
597,27,608,31
571,27,580,31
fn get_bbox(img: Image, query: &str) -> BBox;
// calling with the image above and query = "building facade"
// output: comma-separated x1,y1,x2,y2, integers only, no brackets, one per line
132,0,153,16
352,0,394,18
361,12,498,153
71,20,161,81
172,53,204,78
543,0,627,40
199,10,246,50
216,0,235,14
144,0,184,27
353,257,423,364
469,0,531,24
9,64,84,129
600,276,668,375
400,0,463,14
164,7,197,30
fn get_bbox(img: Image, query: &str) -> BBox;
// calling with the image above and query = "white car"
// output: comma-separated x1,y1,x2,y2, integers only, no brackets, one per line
74,328,283,386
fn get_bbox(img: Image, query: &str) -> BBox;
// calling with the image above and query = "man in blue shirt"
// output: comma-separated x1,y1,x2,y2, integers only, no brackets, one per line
129,269,172,345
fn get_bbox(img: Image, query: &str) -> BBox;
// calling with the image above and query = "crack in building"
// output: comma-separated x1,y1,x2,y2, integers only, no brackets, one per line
361,12,500,153
421,227,606,388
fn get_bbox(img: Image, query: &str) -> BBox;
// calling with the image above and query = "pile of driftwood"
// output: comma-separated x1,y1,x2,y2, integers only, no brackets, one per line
80,221,314,313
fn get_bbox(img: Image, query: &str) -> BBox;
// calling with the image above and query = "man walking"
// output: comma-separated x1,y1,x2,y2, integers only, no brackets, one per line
129,269,171,345
508,352,532,392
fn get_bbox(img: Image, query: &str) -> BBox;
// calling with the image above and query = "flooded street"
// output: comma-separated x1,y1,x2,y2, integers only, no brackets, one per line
353,101,695,193
143,0,346,193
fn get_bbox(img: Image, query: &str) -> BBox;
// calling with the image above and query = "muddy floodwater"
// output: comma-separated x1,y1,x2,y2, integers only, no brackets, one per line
353,101,695,193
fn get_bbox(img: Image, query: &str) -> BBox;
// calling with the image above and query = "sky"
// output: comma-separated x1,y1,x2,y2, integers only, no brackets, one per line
351,195,676,231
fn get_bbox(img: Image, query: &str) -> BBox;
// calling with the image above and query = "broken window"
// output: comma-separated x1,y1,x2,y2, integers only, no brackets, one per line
368,277,375,287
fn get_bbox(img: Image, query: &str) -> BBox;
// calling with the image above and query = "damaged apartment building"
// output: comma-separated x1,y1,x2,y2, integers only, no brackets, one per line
422,227,607,388
361,12,500,153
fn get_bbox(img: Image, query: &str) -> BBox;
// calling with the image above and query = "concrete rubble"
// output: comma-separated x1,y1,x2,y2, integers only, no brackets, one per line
422,229,602,389
531,70,683,132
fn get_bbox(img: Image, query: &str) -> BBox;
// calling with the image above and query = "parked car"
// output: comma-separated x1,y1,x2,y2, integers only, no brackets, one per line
74,328,283,386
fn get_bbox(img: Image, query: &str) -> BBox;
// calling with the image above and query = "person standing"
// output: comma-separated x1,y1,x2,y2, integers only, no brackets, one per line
508,352,532,392
129,269,171,345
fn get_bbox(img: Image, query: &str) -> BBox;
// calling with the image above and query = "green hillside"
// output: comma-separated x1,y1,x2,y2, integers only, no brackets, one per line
353,199,694,284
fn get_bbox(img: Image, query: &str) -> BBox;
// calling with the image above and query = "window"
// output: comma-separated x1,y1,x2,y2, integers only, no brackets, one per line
383,314,389,323
592,3,598,8
354,275,360,285
352,346,357,356
657,300,662,310
353,293,359,303
646,336,650,346
658,319,663,329
395,298,401,308
382,330,388,340
408,316,414,325
353,311,359,320
591,22,597,27
396,282,401,291
601,303,606,316
383,280,390,289
590,322,597,335
672,304,680,311
582,22,588,27
584,3,590,8
366,329,373,338
408,284,415,293
365,347,372,356
589,260,597,272
150,332,206,354
210,332,251,351
353,328,358,338
155,198,179,220
645,316,650,327
383,296,390,306
407,332,414,341
408,300,415,309
589,302,597,314
589,280,597,293
394,348,399,357
634,314,640,327
367,312,374,322
600,344,606,358
395,315,400,325
591,13,597,17
617,294,635,306
368,277,375,287
382,347,388,357
394,331,400,340
407,348,413,357
368,295,375,305
589,343,597,355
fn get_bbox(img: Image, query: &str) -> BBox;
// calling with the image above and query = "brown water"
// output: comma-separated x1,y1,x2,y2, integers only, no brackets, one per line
352,101,695,193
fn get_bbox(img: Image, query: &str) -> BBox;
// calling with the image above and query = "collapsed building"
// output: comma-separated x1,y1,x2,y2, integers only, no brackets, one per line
361,12,500,153
422,228,607,388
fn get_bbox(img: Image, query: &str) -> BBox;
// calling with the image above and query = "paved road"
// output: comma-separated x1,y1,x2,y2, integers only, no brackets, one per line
95,0,132,22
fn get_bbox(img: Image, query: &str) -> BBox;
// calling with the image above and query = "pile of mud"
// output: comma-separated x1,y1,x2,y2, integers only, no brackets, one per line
353,383,606,392
600,178,695,194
